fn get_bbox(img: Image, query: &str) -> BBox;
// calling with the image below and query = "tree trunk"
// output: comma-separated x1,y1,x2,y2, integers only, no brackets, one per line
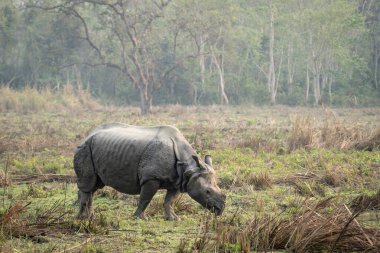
328,75,333,105
192,83,198,105
287,41,295,95
273,48,284,104
321,74,328,104
310,31,321,106
312,69,321,106
139,83,152,115
199,35,206,89
306,63,310,102
213,53,229,105
311,54,321,105
268,4,276,104
313,69,321,105
211,42,229,105
375,43,379,89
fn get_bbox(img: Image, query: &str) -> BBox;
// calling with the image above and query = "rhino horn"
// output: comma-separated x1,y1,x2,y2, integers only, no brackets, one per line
192,155,201,166
192,155,209,172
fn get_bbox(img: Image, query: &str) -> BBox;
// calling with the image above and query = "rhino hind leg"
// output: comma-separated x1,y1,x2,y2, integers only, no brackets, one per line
164,190,181,221
77,190,94,219
133,180,160,219
74,141,101,219
76,176,105,219
74,142,98,193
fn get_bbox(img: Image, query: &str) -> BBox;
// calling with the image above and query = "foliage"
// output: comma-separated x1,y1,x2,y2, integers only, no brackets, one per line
0,0,379,113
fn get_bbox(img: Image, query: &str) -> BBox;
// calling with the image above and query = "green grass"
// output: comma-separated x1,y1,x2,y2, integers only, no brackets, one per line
0,106,379,252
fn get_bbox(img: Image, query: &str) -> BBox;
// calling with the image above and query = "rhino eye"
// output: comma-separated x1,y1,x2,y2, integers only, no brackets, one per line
206,189,210,194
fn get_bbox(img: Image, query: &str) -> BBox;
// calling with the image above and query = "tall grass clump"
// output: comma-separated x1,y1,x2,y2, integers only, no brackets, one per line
0,83,101,113
183,198,380,252
287,116,314,151
353,127,380,151
287,115,377,151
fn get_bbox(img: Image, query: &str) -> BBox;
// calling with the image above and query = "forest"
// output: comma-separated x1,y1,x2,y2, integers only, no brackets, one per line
0,0,379,114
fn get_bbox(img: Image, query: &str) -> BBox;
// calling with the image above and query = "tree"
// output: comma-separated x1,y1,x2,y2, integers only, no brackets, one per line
0,1,18,84
172,0,233,105
34,0,179,114
360,0,380,90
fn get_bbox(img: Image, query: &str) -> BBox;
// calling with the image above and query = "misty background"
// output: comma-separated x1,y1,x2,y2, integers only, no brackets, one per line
0,0,379,114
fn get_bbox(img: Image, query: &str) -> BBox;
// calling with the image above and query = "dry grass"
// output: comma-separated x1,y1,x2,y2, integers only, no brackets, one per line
0,174,76,187
177,213,215,253
275,173,328,197
0,83,100,113
288,116,314,151
321,166,347,187
351,189,380,211
213,198,380,252
353,128,380,151
245,172,273,191
172,194,197,215
287,115,378,151
221,171,273,192
292,180,326,197
274,171,320,185
0,200,112,246
0,201,74,241
146,194,197,218
96,187,125,200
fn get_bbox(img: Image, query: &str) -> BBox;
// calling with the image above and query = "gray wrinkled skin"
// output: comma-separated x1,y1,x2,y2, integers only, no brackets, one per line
73,123,226,220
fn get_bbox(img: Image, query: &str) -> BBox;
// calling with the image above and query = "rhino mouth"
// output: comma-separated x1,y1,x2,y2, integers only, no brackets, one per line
207,203,225,216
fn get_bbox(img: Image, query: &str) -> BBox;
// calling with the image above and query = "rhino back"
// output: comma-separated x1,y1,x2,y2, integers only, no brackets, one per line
83,124,196,193
91,127,160,193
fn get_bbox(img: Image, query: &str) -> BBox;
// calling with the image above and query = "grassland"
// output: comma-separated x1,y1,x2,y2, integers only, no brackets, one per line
0,102,379,252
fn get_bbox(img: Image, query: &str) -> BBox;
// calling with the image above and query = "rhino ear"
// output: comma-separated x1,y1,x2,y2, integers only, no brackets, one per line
204,155,212,167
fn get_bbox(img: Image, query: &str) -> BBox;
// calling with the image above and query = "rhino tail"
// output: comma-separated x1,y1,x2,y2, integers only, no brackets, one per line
73,138,97,193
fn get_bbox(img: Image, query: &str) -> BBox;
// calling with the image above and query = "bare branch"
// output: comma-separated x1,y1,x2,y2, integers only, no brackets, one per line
69,8,103,61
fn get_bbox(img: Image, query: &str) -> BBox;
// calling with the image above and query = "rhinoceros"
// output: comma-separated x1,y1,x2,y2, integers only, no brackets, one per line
73,123,225,220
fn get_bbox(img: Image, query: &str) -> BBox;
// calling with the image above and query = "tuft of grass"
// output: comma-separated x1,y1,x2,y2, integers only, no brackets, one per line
173,194,197,215
245,172,273,191
288,116,314,151
22,184,49,198
351,189,380,211
145,194,197,218
96,187,125,200
353,127,380,151
292,180,326,197
321,166,346,187
223,171,273,192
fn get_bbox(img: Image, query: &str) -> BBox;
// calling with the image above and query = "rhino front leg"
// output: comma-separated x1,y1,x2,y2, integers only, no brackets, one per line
134,180,160,219
164,190,180,221
77,190,93,219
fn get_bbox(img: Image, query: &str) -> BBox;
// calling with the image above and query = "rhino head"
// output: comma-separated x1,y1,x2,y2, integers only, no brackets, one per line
184,155,226,215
